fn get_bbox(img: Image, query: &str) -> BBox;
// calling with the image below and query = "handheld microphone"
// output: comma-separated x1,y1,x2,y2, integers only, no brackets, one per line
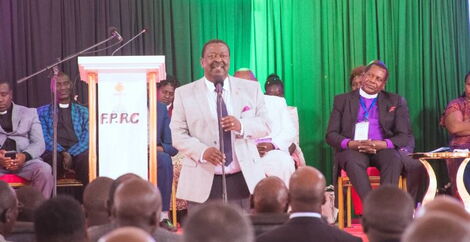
111,28,147,56
109,27,123,41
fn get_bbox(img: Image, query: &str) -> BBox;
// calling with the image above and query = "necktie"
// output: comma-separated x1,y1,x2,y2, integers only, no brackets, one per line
215,84,233,166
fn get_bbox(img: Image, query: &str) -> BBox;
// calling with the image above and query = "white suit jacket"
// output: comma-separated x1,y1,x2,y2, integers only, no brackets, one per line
170,76,271,203
261,95,296,152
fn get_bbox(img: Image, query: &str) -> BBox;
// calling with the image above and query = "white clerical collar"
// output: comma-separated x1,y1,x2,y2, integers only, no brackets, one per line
359,88,378,99
0,110,7,115
289,212,322,219
59,103,70,109
204,76,230,93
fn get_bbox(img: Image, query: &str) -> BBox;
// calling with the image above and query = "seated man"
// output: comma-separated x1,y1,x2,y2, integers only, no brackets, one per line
234,69,296,186
250,177,289,236
37,72,89,185
326,61,410,201
0,81,53,198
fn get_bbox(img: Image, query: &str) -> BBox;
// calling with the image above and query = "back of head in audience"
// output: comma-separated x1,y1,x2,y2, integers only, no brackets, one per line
253,177,288,214
418,195,470,221
402,212,470,242
84,177,114,227
112,178,161,234
361,185,414,242
349,65,366,91
106,173,141,216
288,166,326,213
265,74,284,97
183,201,254,242
98,226,155,242
234,68,257,82
0,180,18,236
15,185,44,222
34,195,87,242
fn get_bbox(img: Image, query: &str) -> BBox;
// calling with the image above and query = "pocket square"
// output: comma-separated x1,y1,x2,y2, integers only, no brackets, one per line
388,106,396,112
242,106,251,112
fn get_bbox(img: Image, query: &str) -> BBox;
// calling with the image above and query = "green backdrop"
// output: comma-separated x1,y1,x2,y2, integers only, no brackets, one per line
156,0,470,183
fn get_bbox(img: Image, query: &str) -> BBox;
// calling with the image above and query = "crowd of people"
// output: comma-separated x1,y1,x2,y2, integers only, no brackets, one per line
0,38,469,241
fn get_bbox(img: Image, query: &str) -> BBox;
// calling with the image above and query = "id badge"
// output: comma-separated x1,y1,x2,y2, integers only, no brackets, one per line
354,121,369,141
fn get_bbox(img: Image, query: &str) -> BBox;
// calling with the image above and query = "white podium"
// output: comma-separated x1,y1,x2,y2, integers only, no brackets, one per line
78,56,165,184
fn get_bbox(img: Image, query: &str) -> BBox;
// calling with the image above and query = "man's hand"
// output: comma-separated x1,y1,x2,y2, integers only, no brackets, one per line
157,146,164,152
61,151,74,172
0,150,12,169
354,140,388,154
202,147,225,166
8,152,26,171
221,116,241,132
257,142,275,157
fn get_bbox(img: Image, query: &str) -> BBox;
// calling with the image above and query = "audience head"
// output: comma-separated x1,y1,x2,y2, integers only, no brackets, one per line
252,177,288,214
34,196,87,242
361,185,414,242
98,226,155,242
157,76,180,105
112,178,162,234
183,201,254,242
417,195,470,222
0,80,13,112
234,68,257,82
200,39,230,82
288,166,326,213
265,74,284,97
362,60,389,95
0,180,18,236
15,185,45,222
51,72,73,103
349,65,366,91
83,176,114,227
106,173,141,216
402,212,470,242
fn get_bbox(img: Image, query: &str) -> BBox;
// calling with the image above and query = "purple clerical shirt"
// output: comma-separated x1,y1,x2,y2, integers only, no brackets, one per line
340,96,394,149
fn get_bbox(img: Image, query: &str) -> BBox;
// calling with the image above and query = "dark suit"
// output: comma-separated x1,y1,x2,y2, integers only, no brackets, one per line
256,216,361,242
157,102,178,211
326,90,411,200
250,213,289,236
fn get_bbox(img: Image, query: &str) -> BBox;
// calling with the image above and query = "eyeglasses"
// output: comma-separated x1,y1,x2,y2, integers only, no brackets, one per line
205,53,229,60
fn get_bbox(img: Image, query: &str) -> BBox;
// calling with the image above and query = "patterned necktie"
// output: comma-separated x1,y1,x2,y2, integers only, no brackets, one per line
215,83,233,166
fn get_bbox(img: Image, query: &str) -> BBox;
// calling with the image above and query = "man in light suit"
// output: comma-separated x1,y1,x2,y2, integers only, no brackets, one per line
326,61,410,201
170,39,270,209
0,81,53,198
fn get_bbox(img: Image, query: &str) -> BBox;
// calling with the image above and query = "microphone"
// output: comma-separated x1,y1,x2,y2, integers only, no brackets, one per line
111,28,147,56
109,27,123,41
214,80,224,95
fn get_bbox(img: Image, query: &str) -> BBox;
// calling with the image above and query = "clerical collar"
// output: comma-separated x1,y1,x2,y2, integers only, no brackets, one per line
359,88,378,99
0,105,12,115
0,110,7,115
59,103,70,109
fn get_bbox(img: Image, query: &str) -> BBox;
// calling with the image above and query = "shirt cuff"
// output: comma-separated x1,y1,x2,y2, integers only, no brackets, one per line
199,147,208,164
341,139,351,149
234,119,244,136
385,139,394,149
23,152,32,162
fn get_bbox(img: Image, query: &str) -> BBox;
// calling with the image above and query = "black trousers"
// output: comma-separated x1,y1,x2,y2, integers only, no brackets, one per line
41,150,89,186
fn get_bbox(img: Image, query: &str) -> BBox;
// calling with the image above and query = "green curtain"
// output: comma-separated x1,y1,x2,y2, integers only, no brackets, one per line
157,0,470,183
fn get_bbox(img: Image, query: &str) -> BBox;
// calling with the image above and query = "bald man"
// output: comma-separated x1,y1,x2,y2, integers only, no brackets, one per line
257,166,360,242
234,69,296,186
184,201,254,242
83,177,114,227
250,177,289,236
417,195,470,222
0,180,18,242
98,227,155,242
402,212,470,242
88,176,182,242
361,185,414,242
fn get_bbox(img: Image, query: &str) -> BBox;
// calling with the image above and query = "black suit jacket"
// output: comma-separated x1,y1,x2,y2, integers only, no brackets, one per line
256,217,361,242
325,89,411,150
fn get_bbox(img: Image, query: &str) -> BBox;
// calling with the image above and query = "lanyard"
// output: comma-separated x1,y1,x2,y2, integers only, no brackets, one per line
359,98,377,121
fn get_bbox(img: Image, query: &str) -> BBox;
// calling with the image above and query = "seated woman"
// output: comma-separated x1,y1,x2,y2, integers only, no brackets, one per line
441,71,470,196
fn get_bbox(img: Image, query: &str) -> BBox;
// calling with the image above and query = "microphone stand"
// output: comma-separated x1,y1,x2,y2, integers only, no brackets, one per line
16,34,121,197
215,83,228,203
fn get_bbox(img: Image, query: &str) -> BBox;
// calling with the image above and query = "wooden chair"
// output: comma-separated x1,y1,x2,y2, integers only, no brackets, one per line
337,167,407,229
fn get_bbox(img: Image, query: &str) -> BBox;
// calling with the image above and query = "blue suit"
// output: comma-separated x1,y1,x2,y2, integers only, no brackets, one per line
157,102,177,211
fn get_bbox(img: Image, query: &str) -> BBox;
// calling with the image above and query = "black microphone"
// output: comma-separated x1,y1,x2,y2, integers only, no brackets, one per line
111,28,147,56
109,27,123,41
214,80,224,95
